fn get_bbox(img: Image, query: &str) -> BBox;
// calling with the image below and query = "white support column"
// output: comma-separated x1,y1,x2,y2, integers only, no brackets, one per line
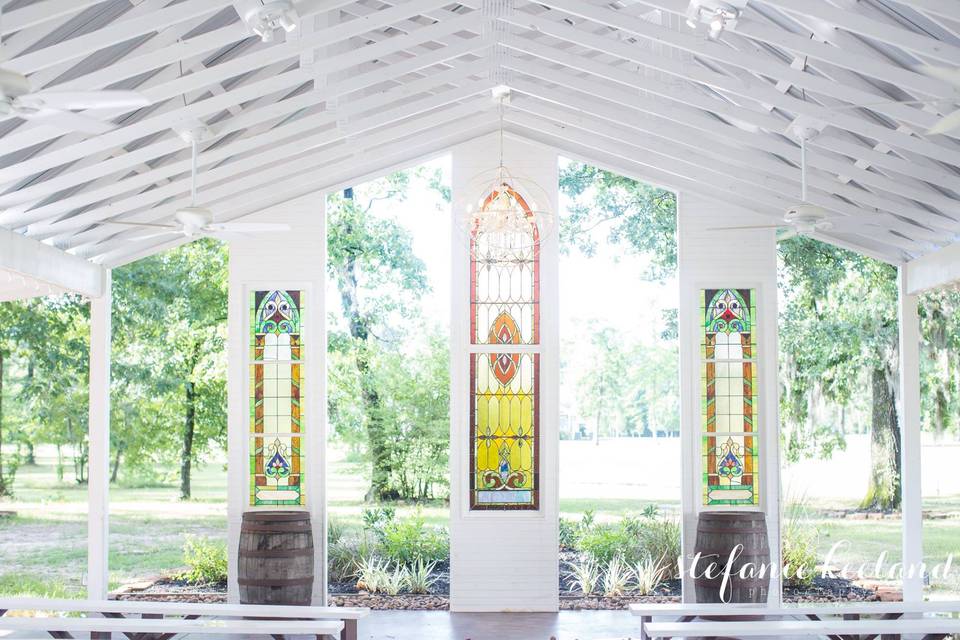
226,195,326,604
898,265,923,602
677,193,781,604
87,269,112,600
449,132,560,612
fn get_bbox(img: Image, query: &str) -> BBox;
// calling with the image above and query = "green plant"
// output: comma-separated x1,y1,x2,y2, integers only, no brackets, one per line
632,555,668,595
404,559,439,594
578,524,636,565
602,555,632,597
328,532,378,583
559,517,579,550
177,535,227,585
564,557,600,595
381,563,408,596
327,518,345,546
637,517,682,579
782,501,818,587
362,506,396,542
355,556,390,594
380,514,448,566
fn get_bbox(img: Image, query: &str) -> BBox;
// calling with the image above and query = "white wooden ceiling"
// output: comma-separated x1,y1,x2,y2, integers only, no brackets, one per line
0,0,958,267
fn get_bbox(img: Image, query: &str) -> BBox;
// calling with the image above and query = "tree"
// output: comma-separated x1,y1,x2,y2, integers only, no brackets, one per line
112,239,227,499
778,238,902,510
326,172,431,501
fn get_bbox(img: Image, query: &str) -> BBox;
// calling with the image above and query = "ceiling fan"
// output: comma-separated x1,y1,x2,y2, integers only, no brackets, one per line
0,5,150,134
707,123,837,240
106,126,291,242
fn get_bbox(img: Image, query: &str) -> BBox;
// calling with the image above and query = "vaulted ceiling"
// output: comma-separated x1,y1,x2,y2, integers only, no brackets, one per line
1,0,959,267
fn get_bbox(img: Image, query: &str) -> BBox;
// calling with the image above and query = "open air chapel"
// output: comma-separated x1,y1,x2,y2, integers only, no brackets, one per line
2,0,960,638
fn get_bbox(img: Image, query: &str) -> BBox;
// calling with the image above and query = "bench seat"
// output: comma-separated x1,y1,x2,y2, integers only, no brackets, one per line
0,598,368,640
644,617,960,638
0,615,343,638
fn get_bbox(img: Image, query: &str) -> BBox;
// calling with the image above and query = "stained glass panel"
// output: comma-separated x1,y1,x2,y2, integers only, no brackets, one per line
700,288,759,507
470,188,540,345
249,289,305,507
471,352,538,509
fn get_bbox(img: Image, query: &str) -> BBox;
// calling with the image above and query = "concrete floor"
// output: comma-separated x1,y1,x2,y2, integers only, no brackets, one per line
357,610,636,640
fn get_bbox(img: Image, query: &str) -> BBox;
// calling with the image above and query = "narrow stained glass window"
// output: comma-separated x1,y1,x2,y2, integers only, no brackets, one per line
701,288,759,507
250,289,305,507
469,187,540,510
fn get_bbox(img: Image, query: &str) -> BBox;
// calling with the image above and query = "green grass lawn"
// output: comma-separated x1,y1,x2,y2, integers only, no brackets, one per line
3,445,960,599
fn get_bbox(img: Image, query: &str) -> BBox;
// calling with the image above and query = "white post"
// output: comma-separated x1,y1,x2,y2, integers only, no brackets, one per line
898,265,923,602
87,269,112,600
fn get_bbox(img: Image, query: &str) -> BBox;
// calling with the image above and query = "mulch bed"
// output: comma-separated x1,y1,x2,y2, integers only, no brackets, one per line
114,573,881,610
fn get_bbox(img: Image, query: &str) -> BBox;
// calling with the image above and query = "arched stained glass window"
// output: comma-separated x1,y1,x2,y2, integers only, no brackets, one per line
250,289,305,507
701,288,759,507
469,187,540,510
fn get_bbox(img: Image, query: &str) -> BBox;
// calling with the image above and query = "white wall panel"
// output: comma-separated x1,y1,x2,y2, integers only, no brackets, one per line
226,194,327,604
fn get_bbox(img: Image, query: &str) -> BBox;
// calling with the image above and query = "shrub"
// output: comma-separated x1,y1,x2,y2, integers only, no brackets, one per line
362,506,396,542
602,555,632,597
564,557,601,595
178,535,227,585
559,517,579,550
380,515,448,567
328,518,345,546
381,563,408,596
632,555,669,595
637,517,681,579
355,556,390,593
578,524,637,565
782,502,818,587
404,559,439,594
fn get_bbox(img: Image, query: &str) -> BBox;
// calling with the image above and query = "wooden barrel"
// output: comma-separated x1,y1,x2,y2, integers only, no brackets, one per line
238,511,314,606
693,511,770,604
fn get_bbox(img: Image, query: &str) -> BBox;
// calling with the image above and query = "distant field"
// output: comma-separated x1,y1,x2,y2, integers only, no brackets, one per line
1,436,959,598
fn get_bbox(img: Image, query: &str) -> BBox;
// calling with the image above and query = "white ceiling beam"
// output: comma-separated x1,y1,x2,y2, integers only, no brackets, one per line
55,84,493,249
506,96,932,252
0,0,105,35
5,0,236,74
526,0,945,132
628,0,955,97
511,117,911,263
20,59,488,232
0,227,105,298
89,108,499,263
0,0,474,160
502,46,960,230
898,0,960,22
507,85,948,243
1,36,485,215
756,0,960,65
502,12,960,169
906,243,960,294
0,13,479,187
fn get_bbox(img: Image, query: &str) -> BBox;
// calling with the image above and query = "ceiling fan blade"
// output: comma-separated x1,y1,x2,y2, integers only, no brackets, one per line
29,90,150,111
918,65,960,87
24,108,114,134
705,224,786,231
207,222,292,232
103,221,179,229
200,230,256,243
124,230,181,242
927,109,960,135
777,229,799,241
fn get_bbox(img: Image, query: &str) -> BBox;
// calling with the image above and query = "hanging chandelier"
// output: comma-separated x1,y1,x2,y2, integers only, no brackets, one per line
458,87,554,258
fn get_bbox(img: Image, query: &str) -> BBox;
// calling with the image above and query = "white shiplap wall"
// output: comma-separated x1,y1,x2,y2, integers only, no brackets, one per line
449,134,560,611
676,191,782,604
226,193,327,604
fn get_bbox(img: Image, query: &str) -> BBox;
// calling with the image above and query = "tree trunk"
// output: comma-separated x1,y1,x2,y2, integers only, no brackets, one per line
180,379,196,500
860,366,902,511
110,442,123,484
0,350,6,496
337,188,398,502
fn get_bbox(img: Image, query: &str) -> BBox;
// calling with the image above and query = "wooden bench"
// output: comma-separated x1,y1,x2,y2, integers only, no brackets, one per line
631,601,960,640
0,598,368,640
644,617,960,639
0,615,342,639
